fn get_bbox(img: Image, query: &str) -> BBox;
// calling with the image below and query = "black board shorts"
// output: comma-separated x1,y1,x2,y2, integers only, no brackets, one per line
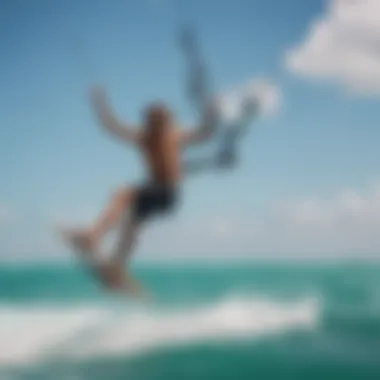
132,182,179,222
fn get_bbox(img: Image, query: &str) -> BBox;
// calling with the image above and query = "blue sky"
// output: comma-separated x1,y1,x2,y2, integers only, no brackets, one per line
1,0,380,260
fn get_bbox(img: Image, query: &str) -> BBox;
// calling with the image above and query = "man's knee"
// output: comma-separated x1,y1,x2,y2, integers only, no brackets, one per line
112,187,135,206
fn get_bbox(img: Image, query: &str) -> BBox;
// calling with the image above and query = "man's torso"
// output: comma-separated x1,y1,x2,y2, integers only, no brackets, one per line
140,129,182,185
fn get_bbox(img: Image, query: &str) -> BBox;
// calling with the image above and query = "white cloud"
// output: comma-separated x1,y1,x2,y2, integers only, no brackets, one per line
141,181,380,258
208,217,235,239
286,0,380,95
2,181,380,260
238,181,380,256
0,205,96,260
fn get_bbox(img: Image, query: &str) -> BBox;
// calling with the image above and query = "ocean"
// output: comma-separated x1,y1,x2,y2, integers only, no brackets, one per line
0,259,379,380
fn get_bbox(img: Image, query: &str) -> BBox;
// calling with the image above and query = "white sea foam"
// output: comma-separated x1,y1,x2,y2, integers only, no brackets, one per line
0,296,320,366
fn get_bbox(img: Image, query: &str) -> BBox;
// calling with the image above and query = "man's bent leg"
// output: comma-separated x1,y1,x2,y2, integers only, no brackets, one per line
113,213,140,265
64,187,136,254
101,214,141,291
90,188,137,247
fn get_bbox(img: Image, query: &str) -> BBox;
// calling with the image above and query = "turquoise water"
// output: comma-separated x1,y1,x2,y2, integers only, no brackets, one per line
0,260,380,380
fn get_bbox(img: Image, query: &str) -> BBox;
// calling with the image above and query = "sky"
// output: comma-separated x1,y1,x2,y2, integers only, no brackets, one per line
1,0,380,261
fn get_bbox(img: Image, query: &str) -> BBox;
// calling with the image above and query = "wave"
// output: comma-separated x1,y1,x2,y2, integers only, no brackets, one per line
0,295,320,366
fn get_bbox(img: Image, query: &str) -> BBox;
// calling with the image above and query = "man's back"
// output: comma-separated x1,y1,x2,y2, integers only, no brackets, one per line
140,128,182,185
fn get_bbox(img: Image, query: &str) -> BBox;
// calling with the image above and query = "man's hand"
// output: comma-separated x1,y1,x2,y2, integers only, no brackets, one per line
88,84,141,145
180,99,220,147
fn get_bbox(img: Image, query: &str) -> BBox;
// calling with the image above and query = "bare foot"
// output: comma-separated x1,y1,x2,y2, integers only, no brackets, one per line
99,261,147,297
99,261,126,289
59,228,97,261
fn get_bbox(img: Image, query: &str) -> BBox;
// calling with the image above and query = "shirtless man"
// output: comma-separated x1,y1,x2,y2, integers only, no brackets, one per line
62,85,218,290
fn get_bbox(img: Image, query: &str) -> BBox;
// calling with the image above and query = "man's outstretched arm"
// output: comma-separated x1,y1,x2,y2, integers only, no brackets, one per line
179,102,219,146
90,86,141,145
